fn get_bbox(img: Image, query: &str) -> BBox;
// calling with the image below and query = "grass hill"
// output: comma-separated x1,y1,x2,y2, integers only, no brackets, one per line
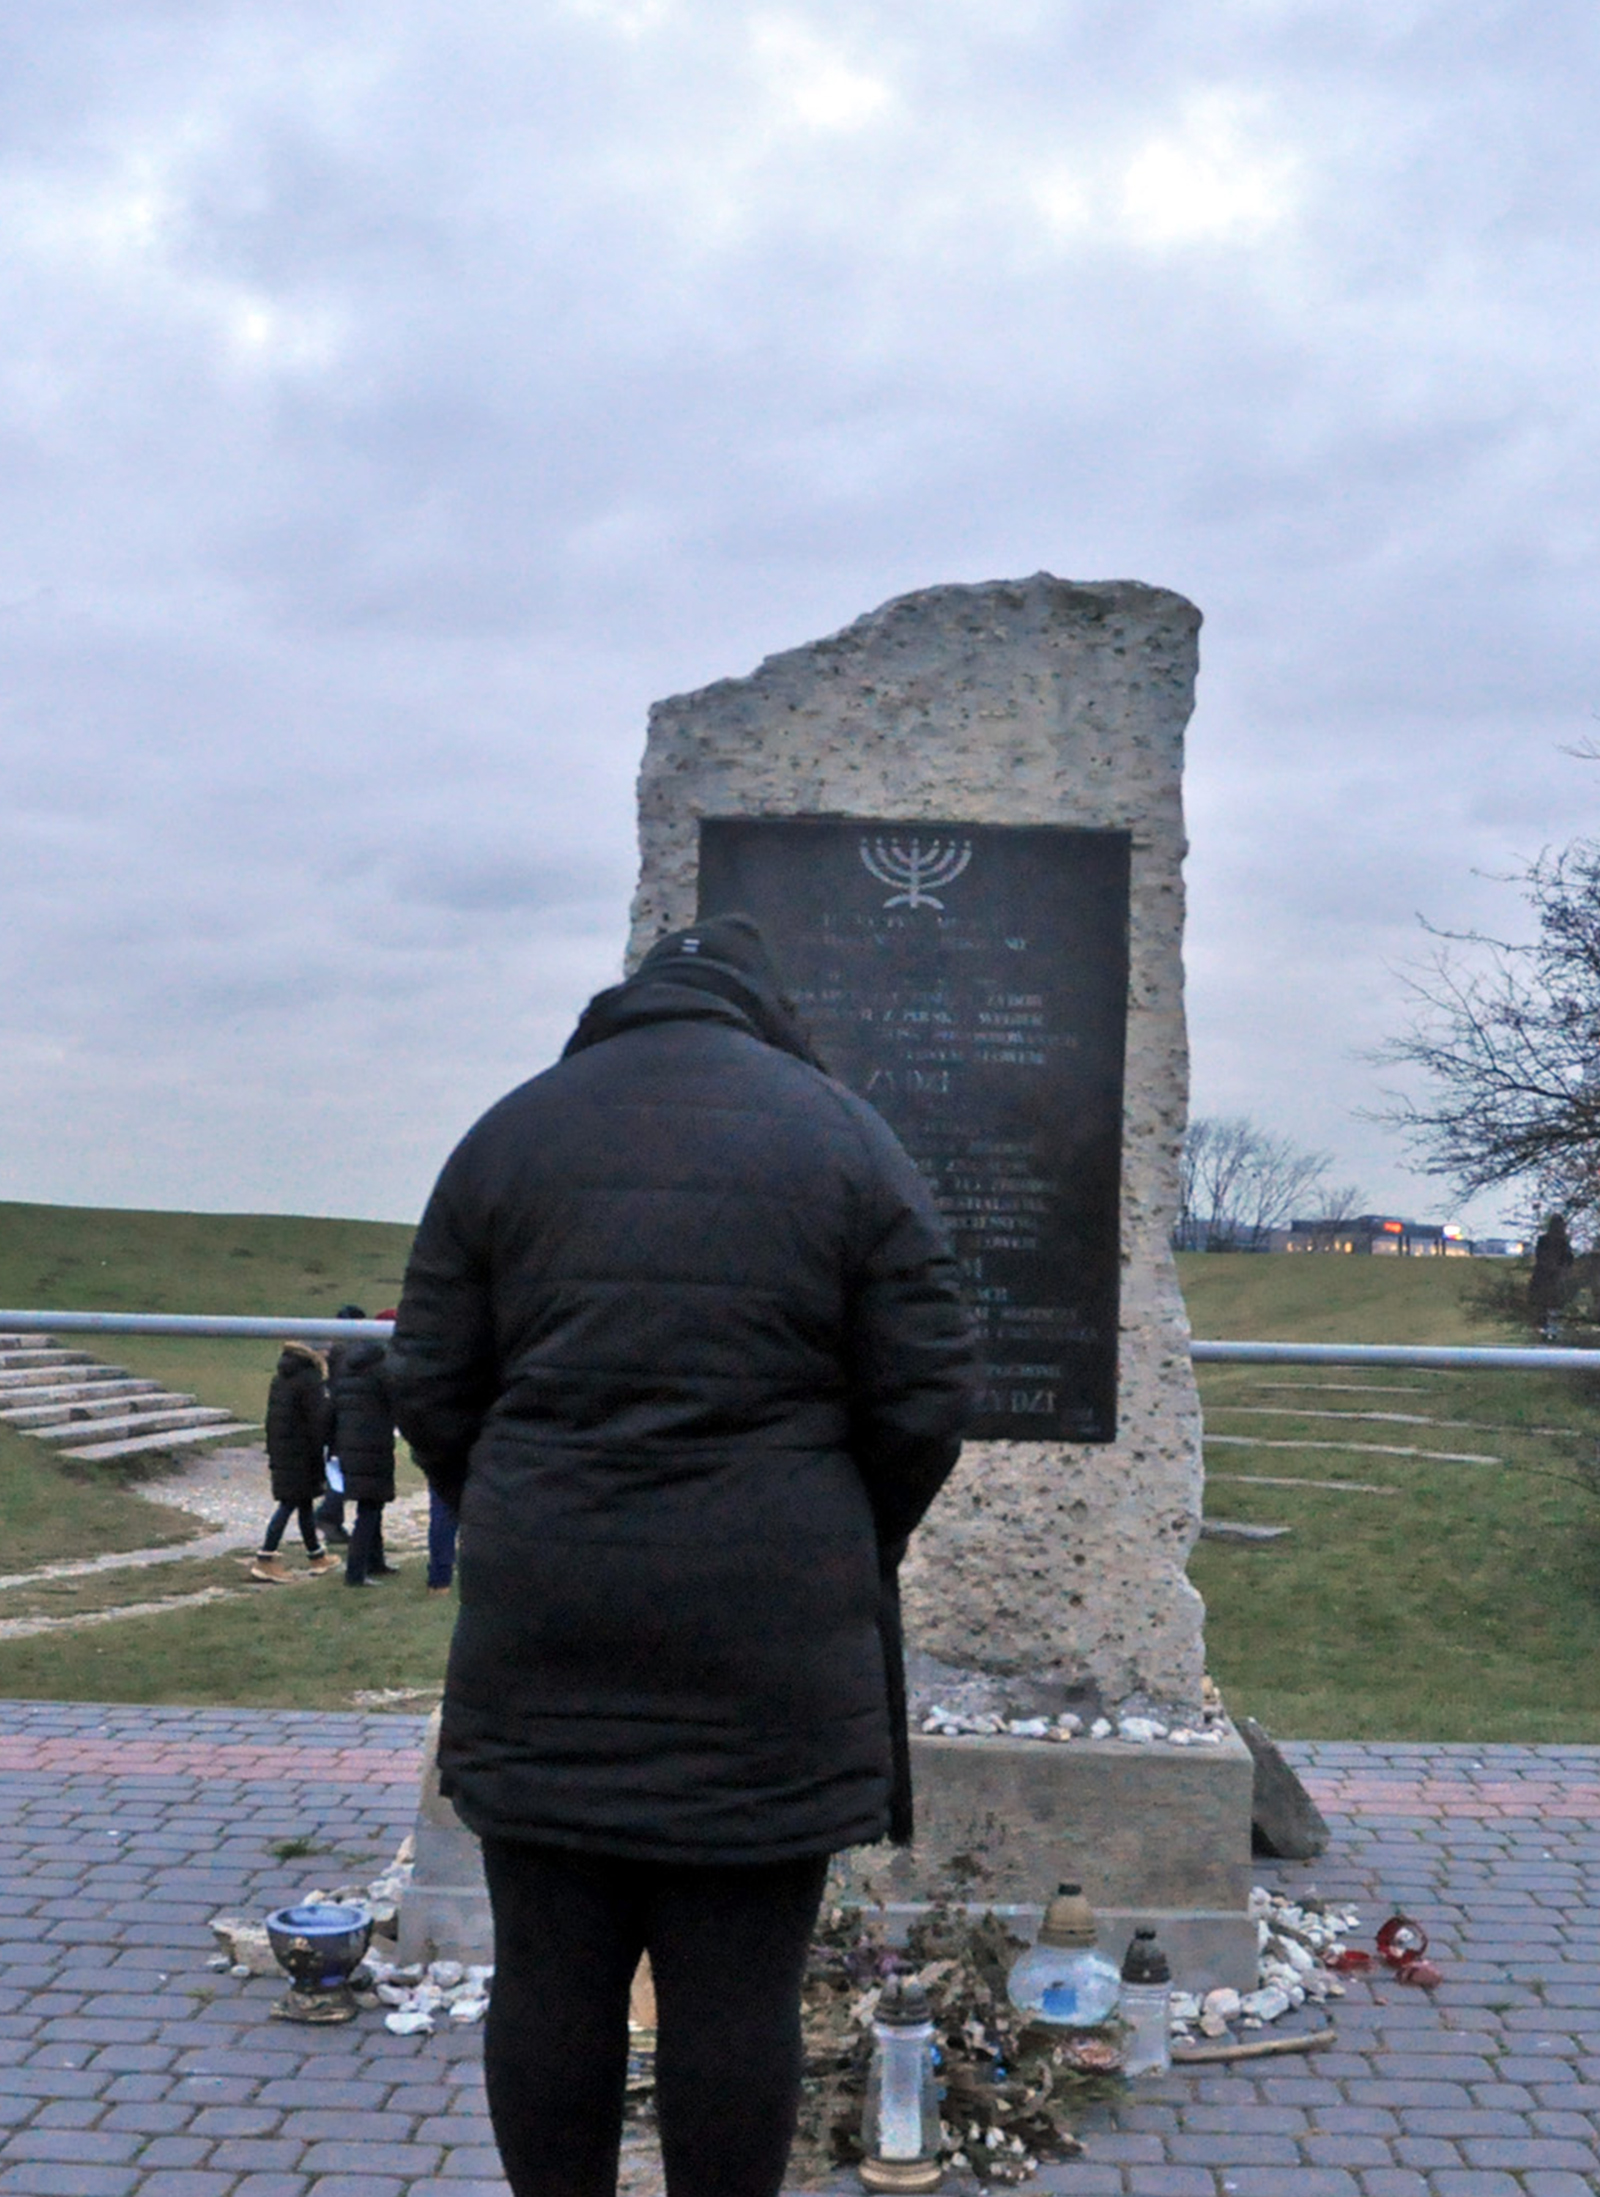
1,1206,1594,1739
0,1199,414,1425
1176,1247,1503,1345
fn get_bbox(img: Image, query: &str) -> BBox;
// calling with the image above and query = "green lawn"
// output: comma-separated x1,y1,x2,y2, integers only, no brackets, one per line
0,1199,441,1708
1178,1252,1600,1741
0,1198,414,1423
1,1206,1595,1739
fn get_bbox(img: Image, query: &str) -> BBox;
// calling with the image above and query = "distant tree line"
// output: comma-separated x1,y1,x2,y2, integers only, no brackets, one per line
1175,1115,1363,1252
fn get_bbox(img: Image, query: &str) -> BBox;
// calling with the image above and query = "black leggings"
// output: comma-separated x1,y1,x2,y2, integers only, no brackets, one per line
480,1838,829,2197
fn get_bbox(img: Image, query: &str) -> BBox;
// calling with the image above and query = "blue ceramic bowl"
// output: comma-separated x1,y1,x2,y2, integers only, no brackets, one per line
265,1902,373,1991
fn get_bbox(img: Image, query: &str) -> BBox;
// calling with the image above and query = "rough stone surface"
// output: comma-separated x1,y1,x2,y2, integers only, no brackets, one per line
1239,1716,1332,1861
627,573,1205,1711
396,1712,493,1968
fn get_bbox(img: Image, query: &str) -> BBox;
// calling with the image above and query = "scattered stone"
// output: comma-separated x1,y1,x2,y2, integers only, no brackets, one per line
207,1916,280,1976
1167,1890,1353,2045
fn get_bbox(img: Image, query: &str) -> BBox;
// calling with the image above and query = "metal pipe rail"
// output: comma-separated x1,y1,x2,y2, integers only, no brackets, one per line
0,1310,393,1343
4,1310,1600,1373
1190,1339,1600,1374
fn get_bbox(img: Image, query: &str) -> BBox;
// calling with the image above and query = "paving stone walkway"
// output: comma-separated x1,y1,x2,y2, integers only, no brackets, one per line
0,1704,1595,2195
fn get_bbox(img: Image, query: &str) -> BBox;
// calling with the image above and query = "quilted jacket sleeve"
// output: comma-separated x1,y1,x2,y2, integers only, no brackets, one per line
842,1100,980,1550
387,1146,499,1510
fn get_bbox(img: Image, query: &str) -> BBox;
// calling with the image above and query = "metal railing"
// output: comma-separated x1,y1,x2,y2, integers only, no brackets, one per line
3,1310,1600,1374
1191,1339,1600,1374
0,1310,393,1343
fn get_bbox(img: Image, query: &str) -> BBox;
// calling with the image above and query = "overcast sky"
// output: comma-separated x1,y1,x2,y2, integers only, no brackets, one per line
4,0,1598,1235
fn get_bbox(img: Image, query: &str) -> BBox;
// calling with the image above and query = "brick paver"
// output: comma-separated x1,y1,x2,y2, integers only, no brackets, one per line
0,1706,1596,2191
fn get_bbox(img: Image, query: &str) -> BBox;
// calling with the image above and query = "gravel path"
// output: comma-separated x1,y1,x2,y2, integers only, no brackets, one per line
0,1446,432,1635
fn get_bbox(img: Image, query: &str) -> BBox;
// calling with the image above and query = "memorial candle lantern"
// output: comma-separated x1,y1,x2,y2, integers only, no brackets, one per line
858,1976,943,2193
1006,1883,1120,2028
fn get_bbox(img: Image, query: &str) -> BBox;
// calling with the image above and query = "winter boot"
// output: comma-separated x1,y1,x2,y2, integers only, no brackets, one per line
305,1550,336,1576
248,1552,289,1584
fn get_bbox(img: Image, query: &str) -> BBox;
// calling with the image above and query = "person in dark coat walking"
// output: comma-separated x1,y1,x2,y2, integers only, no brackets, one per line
315,1303,369,1545
328,1337,400,1586
388,914,977,2197
252,1342,335,1582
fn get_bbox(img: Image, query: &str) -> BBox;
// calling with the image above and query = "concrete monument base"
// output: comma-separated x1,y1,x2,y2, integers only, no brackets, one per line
396,1711,494,1969
832,1729,1258,1991
398,1718,1258,1992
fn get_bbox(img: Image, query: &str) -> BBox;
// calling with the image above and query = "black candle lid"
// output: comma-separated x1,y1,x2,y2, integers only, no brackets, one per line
1120,1927,1171,1984
876,1976,933,2025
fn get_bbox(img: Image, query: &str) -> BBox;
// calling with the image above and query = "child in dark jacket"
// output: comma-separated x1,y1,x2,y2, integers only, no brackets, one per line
252,1343,335,1581
329,1338,399,1586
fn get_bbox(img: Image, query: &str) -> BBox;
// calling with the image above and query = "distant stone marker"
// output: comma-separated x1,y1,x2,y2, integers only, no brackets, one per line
697,816,1130,1443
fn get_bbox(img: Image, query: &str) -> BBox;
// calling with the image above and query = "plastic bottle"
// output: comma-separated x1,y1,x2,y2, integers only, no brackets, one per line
859,1977,943,2192
1118,1927,1173,2075
1005,1882,1120,2028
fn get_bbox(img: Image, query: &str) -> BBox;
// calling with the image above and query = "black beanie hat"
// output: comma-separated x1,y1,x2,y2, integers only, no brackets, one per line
636,914,786,995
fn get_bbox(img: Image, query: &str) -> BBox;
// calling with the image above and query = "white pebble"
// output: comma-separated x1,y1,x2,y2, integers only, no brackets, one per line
449,1996,489,2023
1117,1717,1165,1744
385,2008,434,2035
1089,1717,1113,1739
230,1965,251,1979
428,1961,465,1988
1006,1717,1050,1738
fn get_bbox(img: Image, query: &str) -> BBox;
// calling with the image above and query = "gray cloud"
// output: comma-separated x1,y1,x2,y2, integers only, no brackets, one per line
3,0,1599,1229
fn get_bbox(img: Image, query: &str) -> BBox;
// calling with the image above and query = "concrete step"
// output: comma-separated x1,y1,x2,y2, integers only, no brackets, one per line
0,1381,162,1417
0,1349,97,1371
3,1391,195,1430
29,1406,235,1444
60,1422,258,1462
0,1362,129,1390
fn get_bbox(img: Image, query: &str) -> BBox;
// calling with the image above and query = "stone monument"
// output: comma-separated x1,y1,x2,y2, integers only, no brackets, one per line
630,573,1253,1980
400,573,1255,1986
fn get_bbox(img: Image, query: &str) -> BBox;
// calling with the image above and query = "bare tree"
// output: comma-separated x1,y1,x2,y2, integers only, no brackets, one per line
1177,1115,1346,1250
1379,840,1600,1228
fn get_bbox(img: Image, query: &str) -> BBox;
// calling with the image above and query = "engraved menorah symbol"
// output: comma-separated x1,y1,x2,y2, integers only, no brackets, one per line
859,834,973,910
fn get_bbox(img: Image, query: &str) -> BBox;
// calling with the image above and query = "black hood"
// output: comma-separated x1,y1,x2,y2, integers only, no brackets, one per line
563,913,827,1071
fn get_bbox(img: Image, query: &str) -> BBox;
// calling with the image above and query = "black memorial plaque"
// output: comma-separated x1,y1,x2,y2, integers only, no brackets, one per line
697,816,1130,1442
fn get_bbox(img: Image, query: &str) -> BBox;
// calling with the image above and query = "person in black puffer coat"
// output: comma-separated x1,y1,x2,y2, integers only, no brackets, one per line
388,913,977,2197
252,1343,333,1582
315,1303,370,1547
328,1337,399,1587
